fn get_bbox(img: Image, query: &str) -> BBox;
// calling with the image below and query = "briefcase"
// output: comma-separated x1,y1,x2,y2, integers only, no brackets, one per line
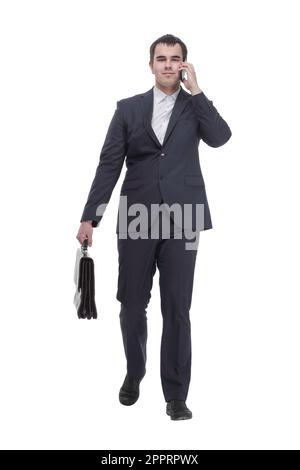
73,238,97,319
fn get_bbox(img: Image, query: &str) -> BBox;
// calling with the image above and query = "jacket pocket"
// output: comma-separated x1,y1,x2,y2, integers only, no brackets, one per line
184,175,205,187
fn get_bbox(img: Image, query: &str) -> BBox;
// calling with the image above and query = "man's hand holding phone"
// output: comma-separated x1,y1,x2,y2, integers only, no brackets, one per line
179,62,202,96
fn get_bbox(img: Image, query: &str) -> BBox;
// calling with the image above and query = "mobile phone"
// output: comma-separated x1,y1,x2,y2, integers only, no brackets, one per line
180,69,187,82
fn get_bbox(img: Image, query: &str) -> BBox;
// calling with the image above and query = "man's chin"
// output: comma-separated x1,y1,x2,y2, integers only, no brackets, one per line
157,78,180,87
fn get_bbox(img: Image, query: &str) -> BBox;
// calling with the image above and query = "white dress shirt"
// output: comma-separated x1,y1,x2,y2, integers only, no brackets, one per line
151,85,181,145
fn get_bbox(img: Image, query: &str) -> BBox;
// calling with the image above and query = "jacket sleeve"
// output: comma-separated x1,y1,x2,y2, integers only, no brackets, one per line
191,91,232,147
80,100,127,227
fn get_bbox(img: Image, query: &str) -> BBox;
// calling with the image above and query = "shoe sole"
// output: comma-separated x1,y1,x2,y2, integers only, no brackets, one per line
119,388,140,406
119,399,138,406
166,409,192,420
119,395,139,406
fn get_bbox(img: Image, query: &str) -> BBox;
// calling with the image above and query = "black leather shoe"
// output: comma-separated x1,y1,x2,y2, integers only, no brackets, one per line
166,400,193,420
119,373,144,406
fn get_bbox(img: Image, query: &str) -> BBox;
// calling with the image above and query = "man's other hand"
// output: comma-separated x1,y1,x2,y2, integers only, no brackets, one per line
76,221,93,247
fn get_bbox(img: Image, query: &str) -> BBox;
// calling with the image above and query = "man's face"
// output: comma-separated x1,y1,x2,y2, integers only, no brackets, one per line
149,43,184,88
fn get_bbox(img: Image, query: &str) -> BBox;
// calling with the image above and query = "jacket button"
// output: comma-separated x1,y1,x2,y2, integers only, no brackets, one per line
160,153,165,157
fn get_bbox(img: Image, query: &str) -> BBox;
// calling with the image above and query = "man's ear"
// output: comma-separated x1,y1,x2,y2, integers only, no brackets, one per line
149,62,154,74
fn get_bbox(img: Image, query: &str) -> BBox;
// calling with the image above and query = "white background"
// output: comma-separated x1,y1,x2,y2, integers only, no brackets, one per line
1,0,300,450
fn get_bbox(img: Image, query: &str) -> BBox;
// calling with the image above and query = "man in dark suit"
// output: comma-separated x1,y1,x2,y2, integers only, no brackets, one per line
76,34,231,420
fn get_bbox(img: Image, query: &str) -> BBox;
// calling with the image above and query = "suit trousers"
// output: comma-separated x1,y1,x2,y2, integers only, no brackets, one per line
116,207,200,402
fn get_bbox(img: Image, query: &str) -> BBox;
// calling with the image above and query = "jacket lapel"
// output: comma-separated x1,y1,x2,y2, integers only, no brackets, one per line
140,85,190,148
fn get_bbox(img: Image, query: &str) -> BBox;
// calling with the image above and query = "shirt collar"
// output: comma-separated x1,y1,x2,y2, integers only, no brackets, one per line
153,85,181,105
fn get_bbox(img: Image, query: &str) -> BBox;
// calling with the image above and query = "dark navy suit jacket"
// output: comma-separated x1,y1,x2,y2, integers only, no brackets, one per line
80,85,232,233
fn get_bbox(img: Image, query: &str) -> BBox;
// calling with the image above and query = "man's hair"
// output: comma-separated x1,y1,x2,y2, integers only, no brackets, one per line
149,34,188,64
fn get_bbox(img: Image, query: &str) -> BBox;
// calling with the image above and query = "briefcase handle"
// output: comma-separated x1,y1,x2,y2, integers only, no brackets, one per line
81,237,88,256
